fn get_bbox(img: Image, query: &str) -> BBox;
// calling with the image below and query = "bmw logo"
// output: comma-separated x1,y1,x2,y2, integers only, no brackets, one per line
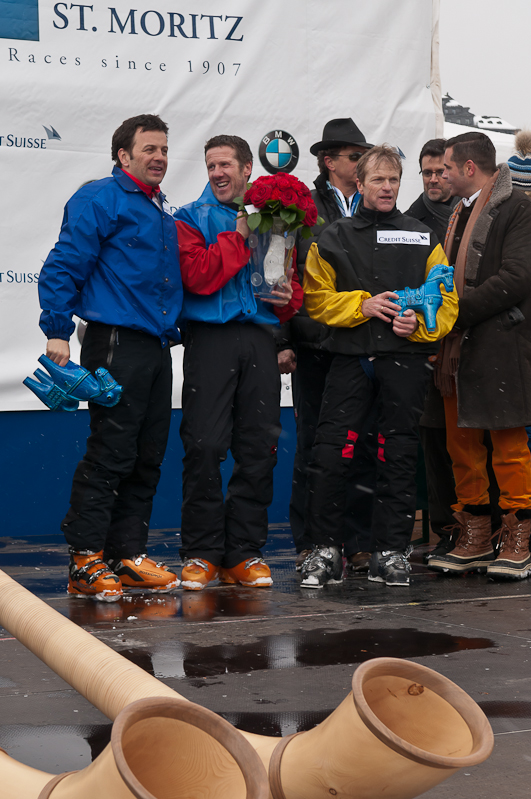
259,130,299,174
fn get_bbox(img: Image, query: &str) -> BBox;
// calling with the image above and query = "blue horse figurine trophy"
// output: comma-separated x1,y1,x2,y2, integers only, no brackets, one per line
394,264,455,332
23,355,123,412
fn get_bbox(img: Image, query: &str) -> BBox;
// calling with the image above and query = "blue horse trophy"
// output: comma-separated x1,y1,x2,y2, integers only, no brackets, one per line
24,355,123,412
394,264,455,332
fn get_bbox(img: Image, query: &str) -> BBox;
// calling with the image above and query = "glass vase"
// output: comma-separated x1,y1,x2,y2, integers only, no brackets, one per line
248,216,295,299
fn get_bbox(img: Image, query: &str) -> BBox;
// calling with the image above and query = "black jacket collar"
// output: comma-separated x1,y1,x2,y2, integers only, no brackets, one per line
352,203,402,228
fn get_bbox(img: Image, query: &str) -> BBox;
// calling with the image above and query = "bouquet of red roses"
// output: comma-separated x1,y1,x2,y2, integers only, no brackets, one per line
235,173,324,239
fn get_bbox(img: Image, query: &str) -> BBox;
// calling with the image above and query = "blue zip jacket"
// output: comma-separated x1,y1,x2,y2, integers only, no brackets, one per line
174,183,279,326
39,167,183,346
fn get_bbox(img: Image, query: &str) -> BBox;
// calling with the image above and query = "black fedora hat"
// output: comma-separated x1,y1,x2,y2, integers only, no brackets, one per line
310,118,373,155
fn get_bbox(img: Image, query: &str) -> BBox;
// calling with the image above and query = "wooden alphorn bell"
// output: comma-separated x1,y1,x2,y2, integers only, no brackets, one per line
1,696,269,799
0,570,494,799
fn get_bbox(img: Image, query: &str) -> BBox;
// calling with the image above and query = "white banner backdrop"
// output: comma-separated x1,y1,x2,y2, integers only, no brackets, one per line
0,0,438,410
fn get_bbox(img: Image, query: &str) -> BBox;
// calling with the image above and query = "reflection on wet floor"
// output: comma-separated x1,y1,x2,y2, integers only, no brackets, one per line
56,574,531,629
0,723,113,772
64,588,276,626
66,594,182,625
118,627,496,679
221,709,330,737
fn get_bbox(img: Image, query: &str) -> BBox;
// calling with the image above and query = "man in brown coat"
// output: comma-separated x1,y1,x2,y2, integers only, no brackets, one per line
429,131,531,579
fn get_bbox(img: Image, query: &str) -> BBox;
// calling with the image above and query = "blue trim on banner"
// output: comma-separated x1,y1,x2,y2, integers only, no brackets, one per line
0,408,296,536
0,0,39,42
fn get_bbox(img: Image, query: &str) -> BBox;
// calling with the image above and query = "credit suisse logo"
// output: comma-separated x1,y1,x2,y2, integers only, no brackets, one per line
0,124,61,149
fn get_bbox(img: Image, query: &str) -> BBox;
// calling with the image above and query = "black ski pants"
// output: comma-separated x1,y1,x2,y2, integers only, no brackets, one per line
290,346,377,555
62,323,172,558
305,353,430,553
180,321,281,568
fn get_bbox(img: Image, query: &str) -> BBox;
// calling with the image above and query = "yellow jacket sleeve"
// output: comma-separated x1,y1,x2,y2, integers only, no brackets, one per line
303,242,371,328
407,244,459,343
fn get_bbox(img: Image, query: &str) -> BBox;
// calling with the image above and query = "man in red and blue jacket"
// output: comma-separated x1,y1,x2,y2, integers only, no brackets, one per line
175,134,303,590
38,114,182,601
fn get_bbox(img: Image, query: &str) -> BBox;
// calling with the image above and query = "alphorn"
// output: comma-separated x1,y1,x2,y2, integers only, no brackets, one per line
1,696,269,799
0,569,494,799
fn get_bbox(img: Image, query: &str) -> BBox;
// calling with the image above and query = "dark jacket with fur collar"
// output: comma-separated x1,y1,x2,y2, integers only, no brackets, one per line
455,163,531,428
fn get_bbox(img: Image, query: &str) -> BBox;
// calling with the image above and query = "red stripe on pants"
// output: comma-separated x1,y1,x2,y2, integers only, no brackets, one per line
377,433,386,462
342,429,359,459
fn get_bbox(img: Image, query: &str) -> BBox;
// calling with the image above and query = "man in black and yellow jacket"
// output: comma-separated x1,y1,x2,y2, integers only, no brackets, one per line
300,145,458,588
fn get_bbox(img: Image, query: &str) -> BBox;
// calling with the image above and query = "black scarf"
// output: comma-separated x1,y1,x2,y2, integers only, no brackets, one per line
422,194,459,233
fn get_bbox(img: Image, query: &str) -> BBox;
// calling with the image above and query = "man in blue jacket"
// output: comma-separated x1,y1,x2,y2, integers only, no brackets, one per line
174,135,302,590
39,114,182,601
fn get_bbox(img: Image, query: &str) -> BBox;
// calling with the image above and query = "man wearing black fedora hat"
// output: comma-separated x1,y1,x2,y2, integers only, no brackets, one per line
276,118,378,574
309,118,374,215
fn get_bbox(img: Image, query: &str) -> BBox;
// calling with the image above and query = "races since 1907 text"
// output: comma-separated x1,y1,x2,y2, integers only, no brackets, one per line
7,48,243,78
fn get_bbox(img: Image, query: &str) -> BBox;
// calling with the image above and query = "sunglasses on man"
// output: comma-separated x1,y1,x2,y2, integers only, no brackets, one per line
334,152,363,162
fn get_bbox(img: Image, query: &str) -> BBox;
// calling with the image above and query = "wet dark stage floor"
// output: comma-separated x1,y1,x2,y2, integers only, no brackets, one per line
1,528,531,796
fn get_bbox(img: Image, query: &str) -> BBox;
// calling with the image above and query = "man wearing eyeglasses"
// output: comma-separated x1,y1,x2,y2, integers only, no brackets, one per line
276,118,379,575
405,138,458,243
405,139,461,565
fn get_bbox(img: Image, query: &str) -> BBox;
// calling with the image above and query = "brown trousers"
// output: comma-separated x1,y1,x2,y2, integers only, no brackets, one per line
444,389,531,512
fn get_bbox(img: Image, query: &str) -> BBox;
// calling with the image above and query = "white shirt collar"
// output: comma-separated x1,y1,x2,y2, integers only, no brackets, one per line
462,189,481,208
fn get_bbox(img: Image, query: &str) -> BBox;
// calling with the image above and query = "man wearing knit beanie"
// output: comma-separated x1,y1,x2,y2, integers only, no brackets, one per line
508,130,531,462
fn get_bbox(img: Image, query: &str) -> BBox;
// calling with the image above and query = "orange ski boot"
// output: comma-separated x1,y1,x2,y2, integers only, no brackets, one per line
107,554,180,592
68,549,123,602
219,557,273,587
181,558,219,591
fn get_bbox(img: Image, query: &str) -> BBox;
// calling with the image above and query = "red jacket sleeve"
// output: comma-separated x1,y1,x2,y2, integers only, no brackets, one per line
176,220,250,295
273,251,303,323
